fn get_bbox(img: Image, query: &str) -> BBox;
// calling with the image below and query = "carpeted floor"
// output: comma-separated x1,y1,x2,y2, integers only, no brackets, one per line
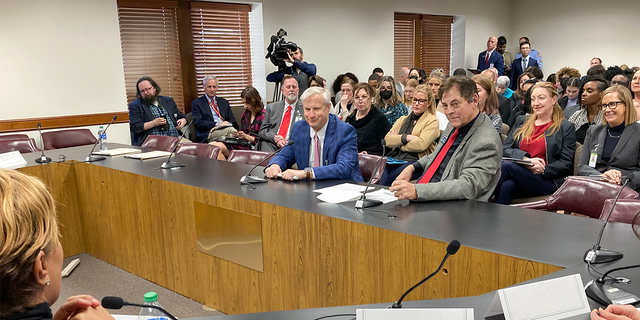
52,253,225,318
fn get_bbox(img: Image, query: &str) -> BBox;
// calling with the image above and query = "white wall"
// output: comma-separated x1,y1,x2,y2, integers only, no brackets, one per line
511,0,640,77
0,0,130,143
260,0,512,98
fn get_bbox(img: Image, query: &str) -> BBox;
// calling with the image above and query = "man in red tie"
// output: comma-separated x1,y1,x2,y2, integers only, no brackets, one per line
389,76,502,201
476,36,504,76
258,75,304,152
265,87,363,182
191,75,238,143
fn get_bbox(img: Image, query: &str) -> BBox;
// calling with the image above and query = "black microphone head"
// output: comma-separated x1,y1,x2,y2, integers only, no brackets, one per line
101,296,124,309
626,172,636,184
287,140,294,145
37,123,42,128
381,139,386,147
447,240,461,255
112,115,118,121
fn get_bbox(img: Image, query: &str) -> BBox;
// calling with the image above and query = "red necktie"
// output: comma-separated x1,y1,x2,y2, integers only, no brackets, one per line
277,105,292,138
417,129,459,184
485,52,490,67
209,98,223,119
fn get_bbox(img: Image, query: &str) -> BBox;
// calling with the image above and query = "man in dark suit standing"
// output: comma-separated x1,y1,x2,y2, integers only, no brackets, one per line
476,36,504,76
509,41,539,90
265,87,363,182
191,75,238,143
129,76,187,146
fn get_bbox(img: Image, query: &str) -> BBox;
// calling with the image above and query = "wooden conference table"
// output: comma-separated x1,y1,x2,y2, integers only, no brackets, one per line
14,143,640,315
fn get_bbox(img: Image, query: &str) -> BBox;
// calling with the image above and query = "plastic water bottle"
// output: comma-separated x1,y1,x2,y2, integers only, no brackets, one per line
138,292,168,320
98,126,108,151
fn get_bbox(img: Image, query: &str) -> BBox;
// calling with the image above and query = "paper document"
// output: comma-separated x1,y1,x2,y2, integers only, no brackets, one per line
365,189,398,204
502,157,533,166
316,190,362,203
92,148,141,156
314,183,398,204
314,183,368,194
124,150,172,160
0,151,28,169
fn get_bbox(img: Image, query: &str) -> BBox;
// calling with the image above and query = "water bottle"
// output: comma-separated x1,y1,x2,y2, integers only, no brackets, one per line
138,292,168,320
98,126,108,151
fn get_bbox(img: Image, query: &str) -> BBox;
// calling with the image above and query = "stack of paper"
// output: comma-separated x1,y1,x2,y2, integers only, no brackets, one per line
92,148,141,156
314,183,398,204
124,150,172,160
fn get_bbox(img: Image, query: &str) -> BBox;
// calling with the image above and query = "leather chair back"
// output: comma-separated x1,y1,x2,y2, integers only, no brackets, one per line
512,176,639,218
599,199,640,224
140,135,179,152
42,129,97,150
176,142,220,160
358,153,386,184
0,138,39,154
0,134,29,141
227,150,271,165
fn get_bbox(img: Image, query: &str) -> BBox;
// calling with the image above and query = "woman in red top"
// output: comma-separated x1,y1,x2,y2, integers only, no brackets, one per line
494,82,577,204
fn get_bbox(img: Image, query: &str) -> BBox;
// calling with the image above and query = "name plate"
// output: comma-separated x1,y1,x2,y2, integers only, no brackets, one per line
485,274,591,320
356,308,474,320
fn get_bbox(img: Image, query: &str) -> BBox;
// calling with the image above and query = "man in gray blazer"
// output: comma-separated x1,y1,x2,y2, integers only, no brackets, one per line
390,76,502,202
258,75,304,151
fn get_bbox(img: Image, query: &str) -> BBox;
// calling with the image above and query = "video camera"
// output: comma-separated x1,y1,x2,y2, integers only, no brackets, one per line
265,29,298,72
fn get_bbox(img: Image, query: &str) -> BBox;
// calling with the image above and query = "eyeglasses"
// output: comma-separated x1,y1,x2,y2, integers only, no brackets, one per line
611,81,628,86
412,98,428,105
601,101,624,110
140,87,154,93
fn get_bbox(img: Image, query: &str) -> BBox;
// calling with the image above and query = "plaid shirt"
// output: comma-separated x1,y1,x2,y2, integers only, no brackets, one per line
149,100,179,138
380,102,408,126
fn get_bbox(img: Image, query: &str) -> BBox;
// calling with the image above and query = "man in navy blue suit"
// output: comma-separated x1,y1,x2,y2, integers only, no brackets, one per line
265,87,363,182
476,36,504,76
509,41,539,90
129,76,187,146
191,75,238,143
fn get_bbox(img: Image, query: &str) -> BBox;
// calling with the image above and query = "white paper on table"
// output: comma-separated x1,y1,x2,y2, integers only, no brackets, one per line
314,182,368,194
365,188,398,204
0,151,28,169
356,308,474,320
110,315,138,320
316,190,362,203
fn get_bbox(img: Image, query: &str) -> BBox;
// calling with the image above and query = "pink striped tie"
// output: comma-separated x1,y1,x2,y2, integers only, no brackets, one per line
313,133,320,167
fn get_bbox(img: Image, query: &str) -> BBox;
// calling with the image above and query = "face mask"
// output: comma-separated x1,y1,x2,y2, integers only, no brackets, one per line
410,75,418,80
380,90,393,100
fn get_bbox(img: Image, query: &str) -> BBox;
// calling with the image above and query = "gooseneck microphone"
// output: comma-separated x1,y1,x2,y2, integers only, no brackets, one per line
85,116,118,162
355,140,386,209
159,119,193,169
101,296,178,320
390,240,461,308
34,123,52,164
585,264,640,305
584,172,635,264
240,140,294,184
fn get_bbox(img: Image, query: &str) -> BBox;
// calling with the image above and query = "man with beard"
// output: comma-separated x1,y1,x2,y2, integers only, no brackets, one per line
129,76,187,146
258,75,304,151
266,47,317,97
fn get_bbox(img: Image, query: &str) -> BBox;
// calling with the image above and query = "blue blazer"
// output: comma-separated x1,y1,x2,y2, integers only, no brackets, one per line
509,57,539,90
191,95,238,143
128,95,185,146
269,114,364,182
477,50,504,76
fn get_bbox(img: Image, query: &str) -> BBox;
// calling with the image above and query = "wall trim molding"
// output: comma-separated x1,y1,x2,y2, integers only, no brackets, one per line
0,112,129,133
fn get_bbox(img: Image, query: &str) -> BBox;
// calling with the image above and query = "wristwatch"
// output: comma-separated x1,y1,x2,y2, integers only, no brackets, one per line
304,167,313,180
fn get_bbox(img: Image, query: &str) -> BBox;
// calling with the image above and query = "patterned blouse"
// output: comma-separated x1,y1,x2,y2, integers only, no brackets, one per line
380,102,408,126
233,108,265,150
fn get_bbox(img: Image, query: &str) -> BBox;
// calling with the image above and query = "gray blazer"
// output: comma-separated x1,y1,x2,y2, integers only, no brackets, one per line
578,122,640,190
257,99,303,152
414,112,502,201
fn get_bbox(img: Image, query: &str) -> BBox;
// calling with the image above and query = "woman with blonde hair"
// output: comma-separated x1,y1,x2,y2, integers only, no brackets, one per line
493,82,576,204
473,75,503,134
578,86,640,190
0,169,113,320
427,69,446,106
381,84,440,185
345,82,391,155
375,75,407,125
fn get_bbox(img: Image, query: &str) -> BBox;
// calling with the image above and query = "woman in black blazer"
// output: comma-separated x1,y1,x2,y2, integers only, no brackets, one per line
345,82,391,155
578,86,640,190
494,82,577,204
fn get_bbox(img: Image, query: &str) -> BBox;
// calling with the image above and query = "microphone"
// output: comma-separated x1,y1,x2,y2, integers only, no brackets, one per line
159,119,193,169
585,264,640,305
34,123,52,164
390,240,461,308
85,116,118,162
355,139,386,209
240,140,294,184
101,296,178,320
584,172,635,264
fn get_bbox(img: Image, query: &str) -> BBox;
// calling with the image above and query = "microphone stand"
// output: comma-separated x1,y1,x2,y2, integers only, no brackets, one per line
355,140,386,209
85,116,118,162
34,123,52,164
160,120,193,169
585,264,640,305
240,140,294,184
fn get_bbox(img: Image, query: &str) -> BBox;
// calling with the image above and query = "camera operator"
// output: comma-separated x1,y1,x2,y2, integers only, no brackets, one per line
267,47,317,97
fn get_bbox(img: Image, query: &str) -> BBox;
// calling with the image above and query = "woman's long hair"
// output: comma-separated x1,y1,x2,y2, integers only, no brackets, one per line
513,82,564,141
472,75,499,116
